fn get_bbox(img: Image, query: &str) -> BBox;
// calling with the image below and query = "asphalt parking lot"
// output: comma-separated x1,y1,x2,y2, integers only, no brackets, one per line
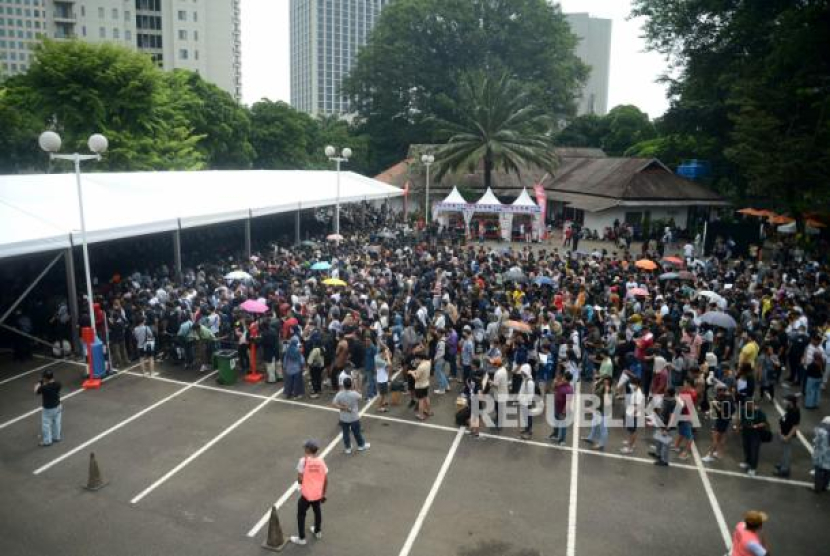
0,352,828,556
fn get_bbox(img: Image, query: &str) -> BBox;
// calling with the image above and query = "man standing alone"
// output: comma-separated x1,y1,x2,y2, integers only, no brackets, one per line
333,378,370,454
35,369,61,446
289,440,328,546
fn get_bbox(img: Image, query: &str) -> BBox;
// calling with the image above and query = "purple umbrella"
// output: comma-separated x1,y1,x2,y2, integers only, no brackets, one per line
240,299,268,314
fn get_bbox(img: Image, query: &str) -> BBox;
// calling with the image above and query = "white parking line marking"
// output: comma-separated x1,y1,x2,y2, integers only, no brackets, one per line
33,371,218,475
0,360,60,386
246,371,400,539
130,385,285,504
397,427,465,556
692,441,731,549
566,389,580,556
0,365,129,431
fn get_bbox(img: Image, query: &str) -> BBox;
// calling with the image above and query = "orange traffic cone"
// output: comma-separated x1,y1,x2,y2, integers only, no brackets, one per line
82,452,108,491
261,506,288,552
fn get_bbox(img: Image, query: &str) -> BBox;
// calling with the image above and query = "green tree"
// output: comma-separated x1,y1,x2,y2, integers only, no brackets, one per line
431,72,557,190
0,85,44,173
305,115,372,175
248,99,317,169
624,133,713,168
1,40,205,170
556,114,608,149
632,0,830,208
343,0,587,174
164,70,254,169
601,105,657,156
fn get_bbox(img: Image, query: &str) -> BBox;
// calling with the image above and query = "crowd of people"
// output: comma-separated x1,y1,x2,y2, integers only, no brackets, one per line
18,203,830,554
23,206,830,493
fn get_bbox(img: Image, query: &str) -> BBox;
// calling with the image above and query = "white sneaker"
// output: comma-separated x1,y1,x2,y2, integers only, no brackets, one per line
619,447,634,455
701,455,715,464
310,526,322,539
739,462,749,469
289,536,307,545
344,448,352,455
434,389,445,394
357,443,371,452
150,372,160,377
747,469,757,477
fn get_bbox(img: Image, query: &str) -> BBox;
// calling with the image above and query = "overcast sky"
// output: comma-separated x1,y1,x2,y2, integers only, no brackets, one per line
240,0,671,119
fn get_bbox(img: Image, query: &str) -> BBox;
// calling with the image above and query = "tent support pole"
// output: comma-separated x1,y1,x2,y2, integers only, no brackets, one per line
65,245,80,354
0,251,63,326
173,218,182,284
244,210,252,259
295,204,301,246
0,323,54,349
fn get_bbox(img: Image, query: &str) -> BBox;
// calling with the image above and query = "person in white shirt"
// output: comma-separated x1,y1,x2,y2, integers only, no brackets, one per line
620,377,644,454
491,356,509,432
518,364,535,439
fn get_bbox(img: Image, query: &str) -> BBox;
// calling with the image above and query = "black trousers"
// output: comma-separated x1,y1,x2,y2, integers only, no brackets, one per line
297,496,322,539
310,366,323,393
814,467,830,493
741,430,761,470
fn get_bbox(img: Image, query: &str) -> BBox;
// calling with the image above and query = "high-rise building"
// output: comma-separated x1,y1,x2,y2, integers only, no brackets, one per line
564,12,612,116
0,0,241,100
290,0,392,116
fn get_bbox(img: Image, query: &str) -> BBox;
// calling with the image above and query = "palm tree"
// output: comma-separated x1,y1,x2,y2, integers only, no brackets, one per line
432,72,557,191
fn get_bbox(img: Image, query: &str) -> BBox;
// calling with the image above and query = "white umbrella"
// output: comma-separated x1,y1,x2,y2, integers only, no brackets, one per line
224,270,252,281
697,290,727,308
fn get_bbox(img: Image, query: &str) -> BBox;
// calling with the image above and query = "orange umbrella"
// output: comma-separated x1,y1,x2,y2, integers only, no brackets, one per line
635,259,658,271
769,214,795,225
737,208,762,216
806,218,827,228
662,256,684,266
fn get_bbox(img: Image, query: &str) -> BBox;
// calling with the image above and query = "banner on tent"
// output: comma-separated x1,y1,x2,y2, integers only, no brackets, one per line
499,213,513,242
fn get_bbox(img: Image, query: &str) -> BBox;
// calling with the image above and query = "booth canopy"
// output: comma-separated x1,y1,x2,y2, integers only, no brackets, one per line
0,170,402,260
511,188,542,213
475,187,503,208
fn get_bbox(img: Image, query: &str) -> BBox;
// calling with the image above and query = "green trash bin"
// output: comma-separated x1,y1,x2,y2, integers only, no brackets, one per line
214,349,238,385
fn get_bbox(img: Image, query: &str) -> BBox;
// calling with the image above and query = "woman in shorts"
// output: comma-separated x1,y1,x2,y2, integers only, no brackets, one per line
375,345,391,412
702,384,733,463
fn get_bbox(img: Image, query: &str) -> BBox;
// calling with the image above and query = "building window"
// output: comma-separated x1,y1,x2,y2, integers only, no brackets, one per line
99,27,105,38
178,29,186,40
193,30,198,41
192,11,197,22
112,28,119,39
124,10,130,21
98,7,104,19
178,10,186,21
80,6,84,17
112,8,118,19
125,30,131,41
194,49,198,60
179,48,188,59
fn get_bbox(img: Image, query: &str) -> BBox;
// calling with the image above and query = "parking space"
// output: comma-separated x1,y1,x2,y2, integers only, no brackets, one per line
1,356,829,556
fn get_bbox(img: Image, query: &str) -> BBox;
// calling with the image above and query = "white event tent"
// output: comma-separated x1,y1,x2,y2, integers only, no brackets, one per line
433,186,541,241
0,169,403,259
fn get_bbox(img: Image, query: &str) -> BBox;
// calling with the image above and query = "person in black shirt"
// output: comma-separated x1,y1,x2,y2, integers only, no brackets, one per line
774,394,801,478
34,369,62,446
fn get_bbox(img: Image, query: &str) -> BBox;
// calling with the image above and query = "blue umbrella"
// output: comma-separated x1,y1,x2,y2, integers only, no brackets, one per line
534,276,554,287
311,261,332,271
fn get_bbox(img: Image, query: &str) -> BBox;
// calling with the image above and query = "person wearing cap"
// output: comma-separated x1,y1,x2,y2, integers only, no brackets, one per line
729,511,769,556
774,394,800,478
34,369,62,447
491,356,509,432
289,440,328,546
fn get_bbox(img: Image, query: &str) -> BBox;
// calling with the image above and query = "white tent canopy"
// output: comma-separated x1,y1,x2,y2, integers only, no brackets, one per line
0,170,402,259
512,188,539,209
474,187,503,208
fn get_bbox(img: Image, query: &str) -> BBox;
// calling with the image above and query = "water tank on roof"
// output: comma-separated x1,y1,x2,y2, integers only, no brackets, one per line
677,159,710,180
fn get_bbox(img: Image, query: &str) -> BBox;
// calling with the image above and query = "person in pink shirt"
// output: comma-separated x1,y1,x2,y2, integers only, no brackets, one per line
290,440,329,546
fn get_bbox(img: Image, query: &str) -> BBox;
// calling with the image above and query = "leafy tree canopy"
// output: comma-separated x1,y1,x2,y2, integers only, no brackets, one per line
557,105,656,156
343,0,588,174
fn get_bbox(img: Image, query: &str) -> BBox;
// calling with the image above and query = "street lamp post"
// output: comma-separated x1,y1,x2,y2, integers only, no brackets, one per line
421,154,434,224
325,145,351,235
39,131,107,387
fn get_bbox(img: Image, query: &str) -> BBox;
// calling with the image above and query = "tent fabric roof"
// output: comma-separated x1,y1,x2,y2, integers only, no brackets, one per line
0,170,402,260
439,186,469,205
475,187,503,206
511,188,538,207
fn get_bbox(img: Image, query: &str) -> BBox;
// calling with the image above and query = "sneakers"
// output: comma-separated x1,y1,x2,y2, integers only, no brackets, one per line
701,455,715,464
739,462,749,469
150,372,160,377
357,443,371,452
289,536,307,546
654,460,669,467
620,446,634,455
747,469,757,477
310,526,322,539
344,448,353,455
433,389,446,395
